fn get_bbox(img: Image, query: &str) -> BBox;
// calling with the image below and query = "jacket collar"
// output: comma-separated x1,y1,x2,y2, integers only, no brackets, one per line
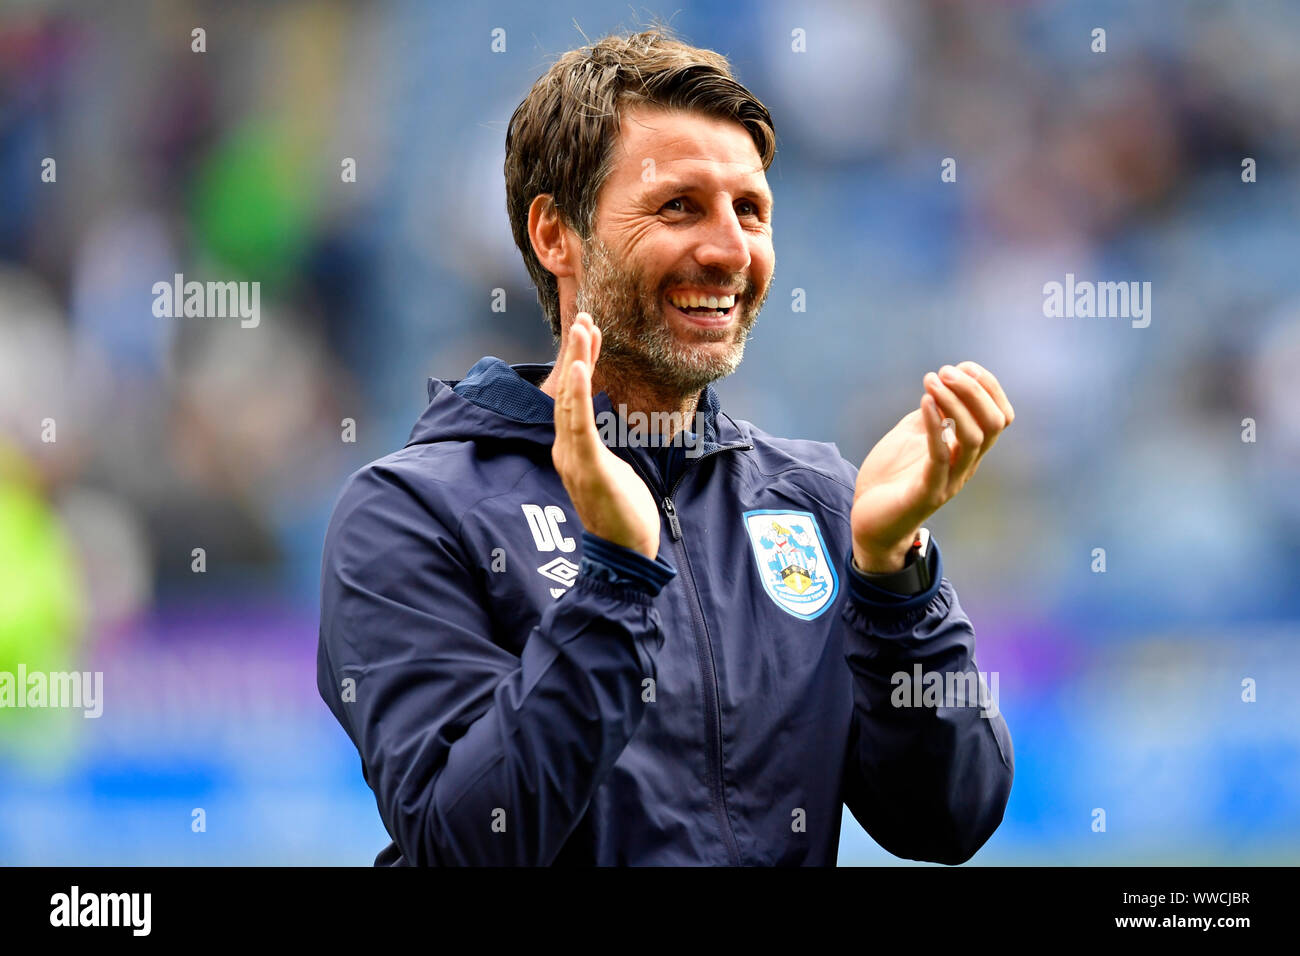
418,355,737,452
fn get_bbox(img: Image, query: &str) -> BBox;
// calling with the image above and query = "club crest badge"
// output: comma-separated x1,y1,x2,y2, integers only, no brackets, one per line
742,510,839,620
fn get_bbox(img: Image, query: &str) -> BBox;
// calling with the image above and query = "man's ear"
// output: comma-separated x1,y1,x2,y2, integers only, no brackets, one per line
528,194,579,280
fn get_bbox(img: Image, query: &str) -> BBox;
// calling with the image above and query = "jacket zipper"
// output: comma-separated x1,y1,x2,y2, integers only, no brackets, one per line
622,440,753,866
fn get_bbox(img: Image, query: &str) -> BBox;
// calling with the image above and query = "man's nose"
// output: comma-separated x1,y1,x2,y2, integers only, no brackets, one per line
693,203,751,274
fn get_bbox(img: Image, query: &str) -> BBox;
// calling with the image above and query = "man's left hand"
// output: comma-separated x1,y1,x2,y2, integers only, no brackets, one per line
850,361,1015,573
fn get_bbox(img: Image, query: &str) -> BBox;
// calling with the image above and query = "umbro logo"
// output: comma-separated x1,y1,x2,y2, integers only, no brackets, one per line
537,557,579,598
537,556,579,585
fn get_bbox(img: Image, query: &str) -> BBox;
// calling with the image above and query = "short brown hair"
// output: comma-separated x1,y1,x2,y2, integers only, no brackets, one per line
504,27,776,337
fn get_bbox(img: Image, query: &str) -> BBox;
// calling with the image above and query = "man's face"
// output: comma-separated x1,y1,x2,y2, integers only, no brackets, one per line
573,103,775,397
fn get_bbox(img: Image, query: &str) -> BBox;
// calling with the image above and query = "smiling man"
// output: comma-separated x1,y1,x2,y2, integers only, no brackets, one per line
318,27,1015,866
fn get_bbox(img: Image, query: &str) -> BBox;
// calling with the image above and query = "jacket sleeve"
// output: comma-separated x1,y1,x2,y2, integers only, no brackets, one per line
838,538,1014,864
317,462,674,865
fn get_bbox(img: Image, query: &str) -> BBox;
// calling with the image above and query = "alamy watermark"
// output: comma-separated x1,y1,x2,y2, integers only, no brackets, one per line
1043,273,1151,328
890,664,999,718
596,405,709,458
0,665,103,718
151,273,260,328
50,886,150,936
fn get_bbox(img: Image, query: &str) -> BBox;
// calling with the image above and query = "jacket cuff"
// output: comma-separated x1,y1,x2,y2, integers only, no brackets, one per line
579,530,677,596
846,537,944,612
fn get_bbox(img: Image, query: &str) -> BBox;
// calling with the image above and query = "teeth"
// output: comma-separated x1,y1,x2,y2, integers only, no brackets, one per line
668,292,737,309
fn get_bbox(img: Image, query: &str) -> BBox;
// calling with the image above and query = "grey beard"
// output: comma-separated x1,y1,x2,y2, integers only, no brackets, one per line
574,236,766,400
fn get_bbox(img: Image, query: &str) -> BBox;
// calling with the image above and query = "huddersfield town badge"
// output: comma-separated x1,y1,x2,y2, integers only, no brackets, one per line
742,510,839,620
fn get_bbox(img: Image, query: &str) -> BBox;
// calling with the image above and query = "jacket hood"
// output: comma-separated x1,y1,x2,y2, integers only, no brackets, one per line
405,355,743,452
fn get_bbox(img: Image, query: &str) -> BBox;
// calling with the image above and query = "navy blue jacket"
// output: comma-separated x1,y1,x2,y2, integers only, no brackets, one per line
317,357,1014,865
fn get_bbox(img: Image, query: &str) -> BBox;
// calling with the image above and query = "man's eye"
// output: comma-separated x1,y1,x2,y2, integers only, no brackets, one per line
661,198,686,213
737,201,757,216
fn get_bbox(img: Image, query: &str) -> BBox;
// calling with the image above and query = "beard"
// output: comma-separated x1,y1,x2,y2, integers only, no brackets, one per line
573,235,769,401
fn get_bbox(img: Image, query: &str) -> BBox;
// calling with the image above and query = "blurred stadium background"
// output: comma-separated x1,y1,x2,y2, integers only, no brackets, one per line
1,0,1298,864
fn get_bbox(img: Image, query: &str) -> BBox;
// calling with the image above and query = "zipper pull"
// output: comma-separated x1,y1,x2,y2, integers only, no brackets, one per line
662,497,682,540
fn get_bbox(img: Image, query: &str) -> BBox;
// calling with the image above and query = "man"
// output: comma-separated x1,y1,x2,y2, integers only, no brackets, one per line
317,28,1015,866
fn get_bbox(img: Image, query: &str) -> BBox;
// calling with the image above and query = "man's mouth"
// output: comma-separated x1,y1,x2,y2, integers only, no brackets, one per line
665,290,739,326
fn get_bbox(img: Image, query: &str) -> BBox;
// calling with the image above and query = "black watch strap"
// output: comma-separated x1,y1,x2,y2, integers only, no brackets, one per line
854,528,932,595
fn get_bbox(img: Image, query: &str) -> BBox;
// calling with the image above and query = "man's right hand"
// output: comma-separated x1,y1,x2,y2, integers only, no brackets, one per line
552,312,662,561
